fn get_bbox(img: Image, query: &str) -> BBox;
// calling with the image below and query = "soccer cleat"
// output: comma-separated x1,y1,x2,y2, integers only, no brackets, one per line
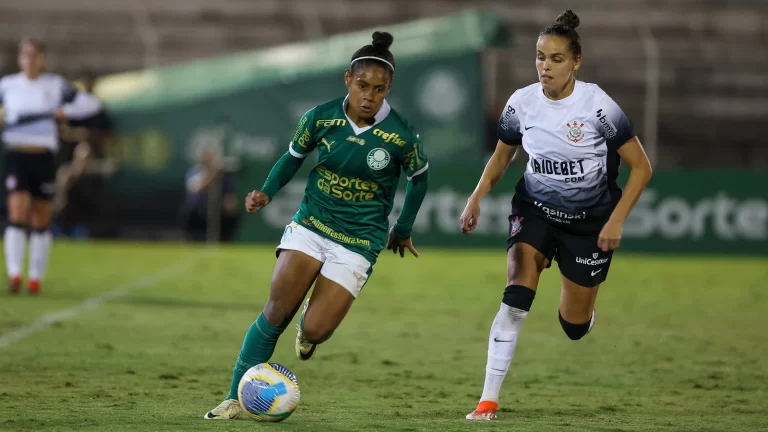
203,398,241,420
295,299,316,361
8,276,21,294
28,280,40,295
466,400,499,420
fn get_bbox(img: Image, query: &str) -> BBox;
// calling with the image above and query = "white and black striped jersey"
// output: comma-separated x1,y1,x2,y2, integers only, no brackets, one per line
0,72,103,151
499,80,635,212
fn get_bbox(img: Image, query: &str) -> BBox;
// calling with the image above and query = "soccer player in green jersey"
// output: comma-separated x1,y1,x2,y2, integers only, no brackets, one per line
205,31,429,420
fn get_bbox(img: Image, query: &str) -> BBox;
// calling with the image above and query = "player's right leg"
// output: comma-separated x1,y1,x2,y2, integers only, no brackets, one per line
4,151,32,294
205,223,324,420
467,200,554,421
296,238,371,360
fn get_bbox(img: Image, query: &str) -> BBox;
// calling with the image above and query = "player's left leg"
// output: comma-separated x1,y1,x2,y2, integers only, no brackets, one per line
26,153,57,295
295,241,371,360
554,231,613,339
28,198,53,295
558,275,599,340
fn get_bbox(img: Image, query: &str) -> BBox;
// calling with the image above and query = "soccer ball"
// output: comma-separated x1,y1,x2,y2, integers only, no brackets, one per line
237,362,301,422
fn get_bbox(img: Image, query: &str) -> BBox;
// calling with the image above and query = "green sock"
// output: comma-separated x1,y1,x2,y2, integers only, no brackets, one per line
226,313,286,400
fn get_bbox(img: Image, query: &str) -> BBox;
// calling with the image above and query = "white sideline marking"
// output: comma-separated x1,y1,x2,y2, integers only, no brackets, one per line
0,253,205,351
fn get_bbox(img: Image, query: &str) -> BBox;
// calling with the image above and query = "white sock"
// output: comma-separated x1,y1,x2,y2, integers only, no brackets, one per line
480,303,528,403
28,230,52,281
4,225,27,278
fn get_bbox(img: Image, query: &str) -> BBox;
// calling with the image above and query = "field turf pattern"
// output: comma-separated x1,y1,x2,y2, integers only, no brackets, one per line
0,241,766,431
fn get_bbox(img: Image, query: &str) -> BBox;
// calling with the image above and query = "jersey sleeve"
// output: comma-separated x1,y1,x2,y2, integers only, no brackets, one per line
593,88,635,150
59,76,78,103
403,130,428,181
288,108,317,158
497,91,523,146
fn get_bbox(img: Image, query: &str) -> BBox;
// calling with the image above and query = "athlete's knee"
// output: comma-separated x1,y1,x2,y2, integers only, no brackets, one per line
300,319,334,344
262,298,296,328
558,310,594,341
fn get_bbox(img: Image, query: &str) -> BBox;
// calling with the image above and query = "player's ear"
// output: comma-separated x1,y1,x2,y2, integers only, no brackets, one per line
573,55,582,72
344,69,352,88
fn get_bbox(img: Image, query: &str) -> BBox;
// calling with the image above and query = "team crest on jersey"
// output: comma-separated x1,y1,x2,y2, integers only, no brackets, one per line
566,120,585,143
367,148,390,170
509,216,524,237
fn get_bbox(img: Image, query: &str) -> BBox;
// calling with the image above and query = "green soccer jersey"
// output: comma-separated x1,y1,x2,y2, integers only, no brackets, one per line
287,96,428,265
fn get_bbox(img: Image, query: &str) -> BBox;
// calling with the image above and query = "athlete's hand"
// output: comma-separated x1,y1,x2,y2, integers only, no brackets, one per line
598,218,623,251
245,190,270,212
387,228,419,258
460,197,481,234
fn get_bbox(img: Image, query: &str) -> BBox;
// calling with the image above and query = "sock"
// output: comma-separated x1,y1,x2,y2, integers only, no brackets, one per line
226,313,286,400
28,229,52,281
479,284,536,404
559,310,594,340
4,224,27,278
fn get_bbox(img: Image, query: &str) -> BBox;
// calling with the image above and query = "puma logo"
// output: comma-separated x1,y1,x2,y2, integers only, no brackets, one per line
321,138,334,151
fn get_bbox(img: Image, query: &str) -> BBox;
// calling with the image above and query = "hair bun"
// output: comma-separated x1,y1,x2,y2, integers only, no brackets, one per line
371,31,394,50
555,10,580,30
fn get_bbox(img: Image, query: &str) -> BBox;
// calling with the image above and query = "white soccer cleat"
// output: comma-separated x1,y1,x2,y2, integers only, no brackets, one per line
203,398,241,420
295,299,317,361
465,401,499,420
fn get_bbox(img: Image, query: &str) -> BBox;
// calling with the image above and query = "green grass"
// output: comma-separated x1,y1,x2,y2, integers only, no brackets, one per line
1,241,767,431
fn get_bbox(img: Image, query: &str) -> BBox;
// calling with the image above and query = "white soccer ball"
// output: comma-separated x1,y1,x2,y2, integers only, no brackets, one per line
237,362,301,422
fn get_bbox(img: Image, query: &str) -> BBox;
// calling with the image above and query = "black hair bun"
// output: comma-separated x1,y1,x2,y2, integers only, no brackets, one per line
555,10,580,30
371,31,394,50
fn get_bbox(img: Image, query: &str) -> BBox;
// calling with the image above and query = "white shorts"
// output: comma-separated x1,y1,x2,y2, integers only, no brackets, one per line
276,222,372,298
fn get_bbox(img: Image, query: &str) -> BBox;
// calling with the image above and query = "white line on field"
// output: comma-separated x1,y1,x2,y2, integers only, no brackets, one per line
0,252,207,351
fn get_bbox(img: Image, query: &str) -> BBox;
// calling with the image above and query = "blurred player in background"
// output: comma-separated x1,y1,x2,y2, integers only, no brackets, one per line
459,10,653,420
1,38,102,294
205,31,430,420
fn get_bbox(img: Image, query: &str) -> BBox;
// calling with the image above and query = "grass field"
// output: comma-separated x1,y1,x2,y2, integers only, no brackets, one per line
0,241,766,431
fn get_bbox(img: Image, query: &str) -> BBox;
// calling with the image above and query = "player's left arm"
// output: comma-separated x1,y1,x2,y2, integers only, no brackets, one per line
596,92,653,251
387,131,429,257
57,77,103,120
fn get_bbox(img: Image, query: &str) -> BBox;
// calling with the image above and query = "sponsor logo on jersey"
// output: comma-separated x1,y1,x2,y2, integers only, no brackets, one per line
372,128,406,147
306,216,371,247
566,120,585,143
293,116,308,142
347,136,366,146
367,148,391,170
315,166,379,202
295,128,311,148
316,118,347,128
500,104,515,130
595,109,618,139
531,158,586,183
534,201,587,223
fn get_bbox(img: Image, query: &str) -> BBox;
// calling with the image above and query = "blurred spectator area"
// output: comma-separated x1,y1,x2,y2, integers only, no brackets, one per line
1,0,765,168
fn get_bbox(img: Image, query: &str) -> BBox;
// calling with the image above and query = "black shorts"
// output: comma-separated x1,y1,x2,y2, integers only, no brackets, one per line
3,149,56,200
506,195,614,287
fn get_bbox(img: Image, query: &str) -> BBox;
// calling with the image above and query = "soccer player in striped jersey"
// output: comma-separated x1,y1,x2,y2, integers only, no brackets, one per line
205,31,429,420
460,10,653,420
1,39,102,295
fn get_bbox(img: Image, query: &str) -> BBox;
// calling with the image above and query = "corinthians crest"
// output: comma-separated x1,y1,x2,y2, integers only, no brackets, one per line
566,120,585,143
509,216,524,237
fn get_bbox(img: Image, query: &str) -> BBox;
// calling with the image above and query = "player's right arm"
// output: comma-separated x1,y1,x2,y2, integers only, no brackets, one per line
246,108,317,212
460,92,521,234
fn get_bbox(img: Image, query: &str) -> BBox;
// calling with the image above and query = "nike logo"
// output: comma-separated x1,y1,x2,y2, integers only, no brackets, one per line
524,126,535,130
493,337,513,343
591,269,602,276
